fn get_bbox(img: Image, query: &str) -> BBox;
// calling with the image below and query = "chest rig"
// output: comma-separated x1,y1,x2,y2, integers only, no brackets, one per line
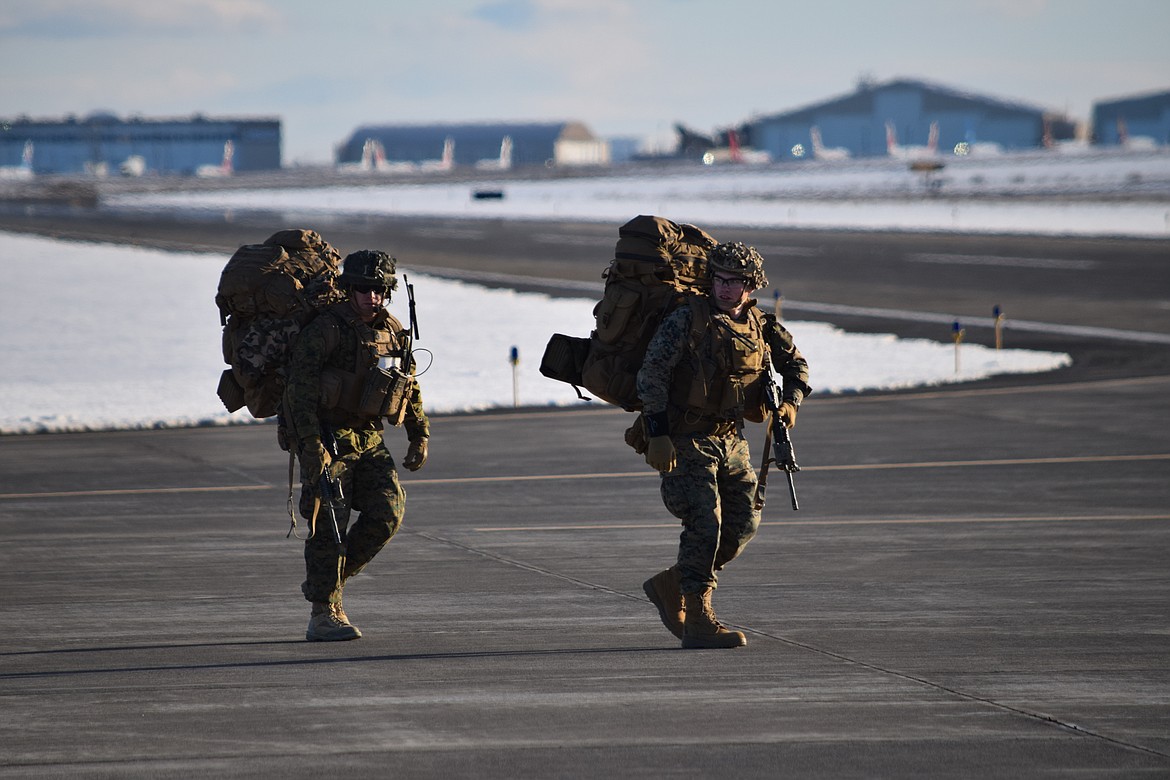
670,297,771,427
317,302,414,426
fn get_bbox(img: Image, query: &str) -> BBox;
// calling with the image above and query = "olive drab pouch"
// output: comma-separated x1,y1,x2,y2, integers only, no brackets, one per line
359,365,413,426
539,333,591,386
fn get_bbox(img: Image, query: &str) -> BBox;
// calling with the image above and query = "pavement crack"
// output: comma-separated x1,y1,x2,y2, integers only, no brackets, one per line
411,528,1170,762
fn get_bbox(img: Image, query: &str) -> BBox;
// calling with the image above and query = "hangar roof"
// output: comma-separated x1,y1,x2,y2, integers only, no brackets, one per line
758,78,1044,124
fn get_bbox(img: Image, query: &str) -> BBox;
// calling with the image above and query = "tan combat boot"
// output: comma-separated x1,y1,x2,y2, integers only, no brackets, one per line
643,567,685,639
306,601,362,642
681,589,746,649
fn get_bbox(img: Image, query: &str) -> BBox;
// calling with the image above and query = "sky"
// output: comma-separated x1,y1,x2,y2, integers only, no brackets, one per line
1,0,1168,165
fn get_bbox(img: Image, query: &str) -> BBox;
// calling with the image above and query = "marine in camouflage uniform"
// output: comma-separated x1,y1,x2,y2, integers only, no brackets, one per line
284,250,429,642
637,241,810,649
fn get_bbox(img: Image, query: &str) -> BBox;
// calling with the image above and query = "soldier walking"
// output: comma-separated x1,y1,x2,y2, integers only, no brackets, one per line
638,242,810,648
284,250,430,641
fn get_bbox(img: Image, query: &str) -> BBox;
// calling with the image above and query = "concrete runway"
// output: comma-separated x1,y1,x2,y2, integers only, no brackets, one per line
1,204,1169,776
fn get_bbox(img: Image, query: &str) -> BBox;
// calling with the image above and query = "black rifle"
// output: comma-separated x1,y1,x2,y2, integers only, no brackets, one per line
401,274,421,377
756,374,801,511
318,425,346,551
404,274,420,340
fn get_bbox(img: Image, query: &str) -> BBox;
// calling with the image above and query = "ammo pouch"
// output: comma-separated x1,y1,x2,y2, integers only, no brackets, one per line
360,365,412,426
320,365,413,426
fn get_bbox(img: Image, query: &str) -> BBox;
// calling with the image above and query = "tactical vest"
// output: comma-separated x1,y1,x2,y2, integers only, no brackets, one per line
316,302,415,426
669,298,770,429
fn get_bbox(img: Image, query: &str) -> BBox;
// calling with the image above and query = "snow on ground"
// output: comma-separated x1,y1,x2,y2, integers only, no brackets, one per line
106,150,1170,238
24,152,1168,432
1,230,1068,434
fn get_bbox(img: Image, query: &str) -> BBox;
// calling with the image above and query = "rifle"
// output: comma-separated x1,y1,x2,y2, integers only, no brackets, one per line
754,373,801,511
318,424,346,552
404,274,420,341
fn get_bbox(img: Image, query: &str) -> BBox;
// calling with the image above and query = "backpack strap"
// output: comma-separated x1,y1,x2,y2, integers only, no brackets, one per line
684,295,713,396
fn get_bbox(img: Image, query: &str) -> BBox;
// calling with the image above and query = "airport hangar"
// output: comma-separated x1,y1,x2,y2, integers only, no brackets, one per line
1092,88,1170,146
335,121,610,169
0,113,280,175
740,78,1069,161
4,82,1166,175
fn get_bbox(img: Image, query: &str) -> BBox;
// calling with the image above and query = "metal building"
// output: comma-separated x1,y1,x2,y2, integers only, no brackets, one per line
1092,89,1170,147
336,121,609,170
747,78,1049,162
0,113,281,175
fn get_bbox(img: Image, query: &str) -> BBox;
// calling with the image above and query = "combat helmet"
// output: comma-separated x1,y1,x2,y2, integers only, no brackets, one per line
707,241,768,289
339,249,399,294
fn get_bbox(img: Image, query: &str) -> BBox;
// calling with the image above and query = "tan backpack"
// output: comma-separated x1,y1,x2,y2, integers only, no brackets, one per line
215,229,345,419
540,215,717,409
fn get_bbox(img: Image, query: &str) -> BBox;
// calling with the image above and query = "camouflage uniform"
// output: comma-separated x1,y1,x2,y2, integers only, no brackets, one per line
637,297,809,595
284,302,428,608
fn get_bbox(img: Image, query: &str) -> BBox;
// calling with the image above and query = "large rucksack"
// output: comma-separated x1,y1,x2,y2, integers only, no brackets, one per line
215,228,345,420
540,215,717,410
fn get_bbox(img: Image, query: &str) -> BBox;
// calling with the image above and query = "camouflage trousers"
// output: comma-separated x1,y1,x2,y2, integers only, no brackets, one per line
660,431,761,594
299,427,406,605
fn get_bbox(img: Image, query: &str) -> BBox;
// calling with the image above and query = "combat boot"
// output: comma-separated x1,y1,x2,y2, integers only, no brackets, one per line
681,589,746,649
306,602,362,642
643,567,685,639
333,599,359,632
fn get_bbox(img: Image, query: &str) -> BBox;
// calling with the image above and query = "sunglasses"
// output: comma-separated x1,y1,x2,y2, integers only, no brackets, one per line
352,285,386,295
711,275,747,290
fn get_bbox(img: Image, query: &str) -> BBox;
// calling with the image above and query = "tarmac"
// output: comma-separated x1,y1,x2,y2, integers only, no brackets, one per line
2,376,1169,777
1,206,1169,777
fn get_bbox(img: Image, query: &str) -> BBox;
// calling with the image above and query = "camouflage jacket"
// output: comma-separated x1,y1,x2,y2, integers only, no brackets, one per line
285,302,429,444
636,295,810,422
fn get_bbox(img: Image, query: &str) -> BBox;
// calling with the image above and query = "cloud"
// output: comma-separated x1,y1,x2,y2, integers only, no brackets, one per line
0,0,281,38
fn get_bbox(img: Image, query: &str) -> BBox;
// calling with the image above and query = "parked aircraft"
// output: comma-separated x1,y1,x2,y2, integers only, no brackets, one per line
338,138,415,173
1117,117,1158,151
0,140,34,180
1042,118,1091,155
886,120,939,160
195,140,233,177
809,126,850,161
419,136,456,172
702,129,771,165
475,136,513,171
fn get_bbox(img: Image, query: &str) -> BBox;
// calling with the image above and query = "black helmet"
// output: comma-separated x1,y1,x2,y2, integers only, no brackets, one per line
707,241,768,289
339,249,398,293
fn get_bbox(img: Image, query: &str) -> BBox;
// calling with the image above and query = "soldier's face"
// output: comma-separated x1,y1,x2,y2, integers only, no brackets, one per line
349,286,385,322
711,273,753,313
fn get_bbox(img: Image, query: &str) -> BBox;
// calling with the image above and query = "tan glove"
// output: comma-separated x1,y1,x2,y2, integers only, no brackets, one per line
624,419,649,455
403,437,428,471
299,435,331,482
777,401,798,429
645,436,677,473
